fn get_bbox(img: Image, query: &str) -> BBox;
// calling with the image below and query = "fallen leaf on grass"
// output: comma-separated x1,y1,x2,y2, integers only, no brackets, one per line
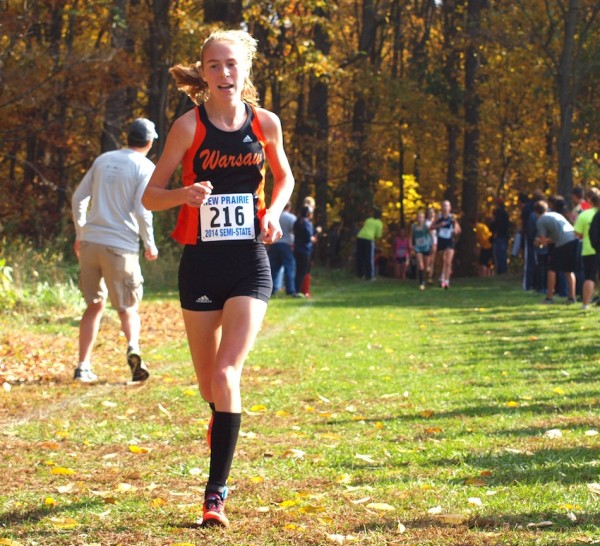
39,441,61,450
0,540,23,546
158,403,171,418
465,478,487,486
150,497,167,508
48,516,79,529
279,499,299,508
351,496,371,504
527,521,553,528
467,497,483,506
102,400,118,408
326,534,359,544
505,401,519,408
44,497,58,507
544,429,562,439
299,505,325,514
51,466,75,475
276,410,290,417
250,404,267,412
366,502,395,511
249,476,264,484
354,454,376,464
57,483,75,494
424,427,442,435
281,448,305,459
397,522,407,533
585,430,598,436
129,445,151,454
587,483,600,496
420,410,435,418
437,513,468,525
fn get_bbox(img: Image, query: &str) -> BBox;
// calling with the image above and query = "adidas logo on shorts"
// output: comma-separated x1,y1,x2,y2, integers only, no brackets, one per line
196,295,213,304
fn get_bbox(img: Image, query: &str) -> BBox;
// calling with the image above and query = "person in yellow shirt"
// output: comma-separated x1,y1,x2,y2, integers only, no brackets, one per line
474,218,493,277
356,208,383,280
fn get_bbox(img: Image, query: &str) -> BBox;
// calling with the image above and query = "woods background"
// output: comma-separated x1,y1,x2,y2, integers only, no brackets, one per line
1,0,599,275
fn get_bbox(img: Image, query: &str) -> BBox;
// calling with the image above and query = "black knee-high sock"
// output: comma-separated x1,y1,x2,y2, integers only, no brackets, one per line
418,269,424,284
206,411,241,497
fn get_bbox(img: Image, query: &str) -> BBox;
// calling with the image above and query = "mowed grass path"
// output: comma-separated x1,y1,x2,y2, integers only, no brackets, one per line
0,272,598,545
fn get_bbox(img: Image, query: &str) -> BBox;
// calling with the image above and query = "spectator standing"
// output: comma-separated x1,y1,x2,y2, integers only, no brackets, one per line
268,201,296,296
534,200,579,304
574,188,600,309
356,208,384,280
71,118,159,383
294,205,316,296
393,227,410,279
474,218,493,277
491,198,510,274
570,185,591,223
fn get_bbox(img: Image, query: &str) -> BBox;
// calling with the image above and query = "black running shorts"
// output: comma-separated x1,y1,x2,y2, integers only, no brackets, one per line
548,239,578,273
179,242,272,311
437,237,454,251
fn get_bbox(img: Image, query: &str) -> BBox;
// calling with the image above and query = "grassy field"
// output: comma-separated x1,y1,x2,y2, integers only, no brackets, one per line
0,271,599,545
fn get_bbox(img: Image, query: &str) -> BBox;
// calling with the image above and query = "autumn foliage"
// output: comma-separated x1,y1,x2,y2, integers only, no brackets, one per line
1,1,599,273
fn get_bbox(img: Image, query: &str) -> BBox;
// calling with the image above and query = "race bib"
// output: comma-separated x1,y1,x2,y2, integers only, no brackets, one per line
438,227,452,239
415,236,428,248
200,193,255,242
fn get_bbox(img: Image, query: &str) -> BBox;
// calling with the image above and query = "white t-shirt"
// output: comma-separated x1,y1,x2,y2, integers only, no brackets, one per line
72,149,157,254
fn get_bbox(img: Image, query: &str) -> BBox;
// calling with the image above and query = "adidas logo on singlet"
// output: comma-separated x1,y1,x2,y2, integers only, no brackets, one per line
242,135,253,143
196,295,213,304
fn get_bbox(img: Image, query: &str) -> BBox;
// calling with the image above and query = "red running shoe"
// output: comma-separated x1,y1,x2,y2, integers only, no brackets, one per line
201,492,229,528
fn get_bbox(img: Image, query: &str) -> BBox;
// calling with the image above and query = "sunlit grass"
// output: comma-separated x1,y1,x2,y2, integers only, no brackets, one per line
0,271,598,545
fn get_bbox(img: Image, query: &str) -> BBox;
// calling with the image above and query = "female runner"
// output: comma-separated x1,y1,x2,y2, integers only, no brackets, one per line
142,29,294,528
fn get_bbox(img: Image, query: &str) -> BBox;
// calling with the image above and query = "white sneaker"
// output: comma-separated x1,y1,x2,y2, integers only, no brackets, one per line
73,367,98,383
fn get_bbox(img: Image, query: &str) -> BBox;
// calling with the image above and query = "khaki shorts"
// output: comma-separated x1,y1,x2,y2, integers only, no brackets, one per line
78,241,143,311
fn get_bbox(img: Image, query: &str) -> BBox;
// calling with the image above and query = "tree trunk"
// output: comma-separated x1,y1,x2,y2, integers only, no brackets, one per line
204,0,242,25
459,0,484,276
442,0,463,205
556,0,578,197
308,7,331,233
147,0,172,156
101,0,134,153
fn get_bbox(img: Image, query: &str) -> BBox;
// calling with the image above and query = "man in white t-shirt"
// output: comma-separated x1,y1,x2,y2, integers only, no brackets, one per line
72,118,159,383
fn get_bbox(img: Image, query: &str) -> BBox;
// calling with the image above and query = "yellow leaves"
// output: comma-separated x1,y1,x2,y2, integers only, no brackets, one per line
298,504,325,514
128,445,151,454
276,410,290,417
366,502,395,511
150,497,167,508
420,410,435,418
0,540,24,546
279,499,299,508
250,404,267,413
39,441,61,450
505,401,519,408
48,516,78,529
249,476,264,484
44,497,58,507
51,466,75,475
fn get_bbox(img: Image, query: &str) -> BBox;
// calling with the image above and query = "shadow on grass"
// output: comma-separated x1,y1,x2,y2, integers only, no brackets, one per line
0,498,104,527
355,511,600,534
437,446,600,486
